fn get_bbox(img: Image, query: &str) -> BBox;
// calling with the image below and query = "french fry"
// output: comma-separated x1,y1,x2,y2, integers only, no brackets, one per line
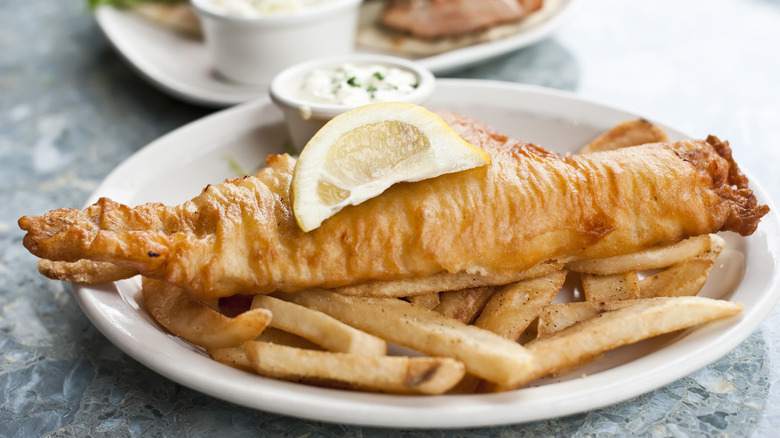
243,341,466,395
502,297,743,389
433,286,495,324
256,327,323,350
535,301,608,374
208,346,253,372
142,278,271,349
333,259,565,297
640,259,713,298
208,328,323,372
580,119,669,154
474,270,567,340
407,293,441,310
142,186,733,395
582,271,640,302
280,289,534,386
447,374,484,394
566,234,713,275
640,234,725,298
251,295,386,355
37,259,136,284
537,301,605,338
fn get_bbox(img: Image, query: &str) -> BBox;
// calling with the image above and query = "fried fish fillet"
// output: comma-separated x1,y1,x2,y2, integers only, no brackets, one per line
18,112,768,301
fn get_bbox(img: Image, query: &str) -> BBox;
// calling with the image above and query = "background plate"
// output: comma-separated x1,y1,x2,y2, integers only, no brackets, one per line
94,1,580,107
74,80,779,428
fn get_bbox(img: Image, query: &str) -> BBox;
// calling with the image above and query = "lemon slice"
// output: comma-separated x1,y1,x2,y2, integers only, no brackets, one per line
292,102,491,232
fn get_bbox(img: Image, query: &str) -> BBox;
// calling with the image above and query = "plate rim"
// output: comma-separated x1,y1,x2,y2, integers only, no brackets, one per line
73,79,780,428
94,6,254,107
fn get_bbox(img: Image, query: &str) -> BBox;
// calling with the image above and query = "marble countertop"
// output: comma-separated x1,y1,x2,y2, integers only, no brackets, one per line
1,0,779,436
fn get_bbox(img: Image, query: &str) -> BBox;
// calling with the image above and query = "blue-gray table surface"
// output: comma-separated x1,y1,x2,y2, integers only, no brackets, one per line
2,0,779,436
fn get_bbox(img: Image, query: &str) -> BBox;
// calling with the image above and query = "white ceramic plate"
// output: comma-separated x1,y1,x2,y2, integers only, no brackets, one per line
74,80,780,428
94,1,580,107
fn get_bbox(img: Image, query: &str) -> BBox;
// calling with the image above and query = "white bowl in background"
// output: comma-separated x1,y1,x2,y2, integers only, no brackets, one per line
190,0,362,86
269,54,436,150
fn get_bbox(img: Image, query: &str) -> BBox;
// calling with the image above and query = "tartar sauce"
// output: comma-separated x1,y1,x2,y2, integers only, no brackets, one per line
202,0,330,16
299,64,419,106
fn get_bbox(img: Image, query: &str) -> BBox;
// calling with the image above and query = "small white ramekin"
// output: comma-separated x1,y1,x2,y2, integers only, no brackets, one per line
190,0,362,86
269,54,436,151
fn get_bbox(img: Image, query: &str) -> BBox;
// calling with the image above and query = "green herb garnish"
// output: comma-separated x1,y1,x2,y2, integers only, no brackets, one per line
226,156,250,177
346,77,360,87
283,141,298,156
372,72,385,80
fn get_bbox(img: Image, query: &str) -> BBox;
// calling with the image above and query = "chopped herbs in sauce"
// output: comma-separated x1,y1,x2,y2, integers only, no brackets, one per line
300,63,419,106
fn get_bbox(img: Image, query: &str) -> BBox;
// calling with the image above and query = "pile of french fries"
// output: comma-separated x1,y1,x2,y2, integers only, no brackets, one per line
138,119,743,395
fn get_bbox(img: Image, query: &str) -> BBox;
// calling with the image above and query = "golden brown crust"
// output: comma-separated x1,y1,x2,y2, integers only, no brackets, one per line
703,135,768,236
37,259,136,284
18,113,768,300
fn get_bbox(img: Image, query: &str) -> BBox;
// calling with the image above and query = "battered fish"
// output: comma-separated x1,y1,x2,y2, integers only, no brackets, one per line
18,113,768,301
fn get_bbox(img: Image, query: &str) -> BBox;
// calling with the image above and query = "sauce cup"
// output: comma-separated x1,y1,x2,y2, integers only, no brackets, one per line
190,0,362,86
269,54,436,151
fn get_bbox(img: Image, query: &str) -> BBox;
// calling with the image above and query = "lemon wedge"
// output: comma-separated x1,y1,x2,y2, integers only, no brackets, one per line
291,102,491,232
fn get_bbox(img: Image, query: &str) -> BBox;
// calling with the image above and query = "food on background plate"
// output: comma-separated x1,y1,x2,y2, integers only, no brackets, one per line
357,0,554,56
90,0,202,35
90,0,341,28
17,110,769,394
379,0,544,39
91,0,556,57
